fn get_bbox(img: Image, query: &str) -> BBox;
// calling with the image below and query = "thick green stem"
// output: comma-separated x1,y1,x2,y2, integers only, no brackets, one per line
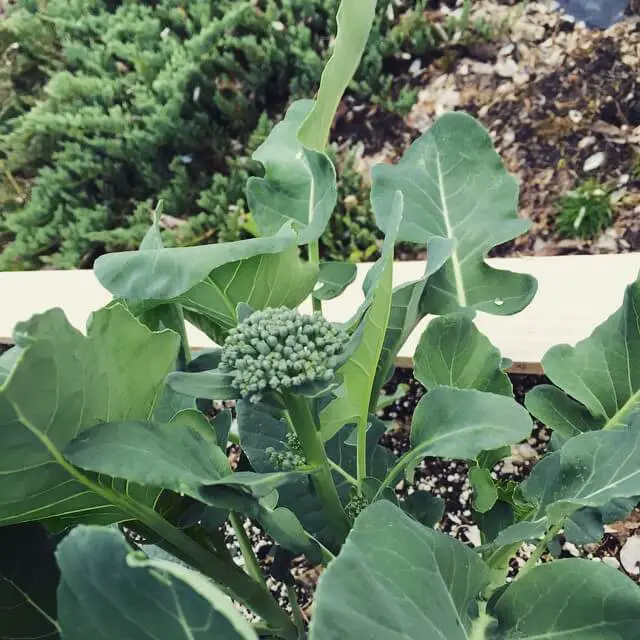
468,602,494,640
230,512,268,589
283,392,350,543
517,520,564,580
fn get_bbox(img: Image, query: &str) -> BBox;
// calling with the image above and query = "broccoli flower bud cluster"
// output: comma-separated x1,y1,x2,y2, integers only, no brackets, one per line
266,433,307,470
220,306,349,403
345,494,369,522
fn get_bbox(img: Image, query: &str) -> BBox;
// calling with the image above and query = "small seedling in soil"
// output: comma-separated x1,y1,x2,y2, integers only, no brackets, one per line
555,178,614,239
1,2,639,639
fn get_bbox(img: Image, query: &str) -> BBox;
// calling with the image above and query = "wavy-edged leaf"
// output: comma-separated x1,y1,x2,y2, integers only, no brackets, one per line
410,387,532,462
490,559,640,639
0,523,60,640
313,262,357,301
247,100,337,243
0,305,178,526
297,0,377,151
526,280,640,434
495,417,640,546
320,192,403,441
414,310,512,396
521,417,640,525
371,112,536,315
94,223,298,301
56,526,257,640
64,416,315,559
201,470,318,502
309,501,491,640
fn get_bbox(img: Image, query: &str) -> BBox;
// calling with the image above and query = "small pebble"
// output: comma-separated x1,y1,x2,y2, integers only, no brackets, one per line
583,151,606,172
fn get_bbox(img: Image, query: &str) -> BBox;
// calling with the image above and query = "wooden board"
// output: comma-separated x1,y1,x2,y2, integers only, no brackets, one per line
1,252,638,374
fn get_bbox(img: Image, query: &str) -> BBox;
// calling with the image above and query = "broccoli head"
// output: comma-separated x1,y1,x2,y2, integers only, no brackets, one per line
220,306,349,402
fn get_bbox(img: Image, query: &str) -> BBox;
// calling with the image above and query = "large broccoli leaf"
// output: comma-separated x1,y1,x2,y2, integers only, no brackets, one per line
371,112,536,316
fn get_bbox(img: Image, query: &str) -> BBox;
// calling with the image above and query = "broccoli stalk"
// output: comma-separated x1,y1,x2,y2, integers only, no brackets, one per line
221,307,351,540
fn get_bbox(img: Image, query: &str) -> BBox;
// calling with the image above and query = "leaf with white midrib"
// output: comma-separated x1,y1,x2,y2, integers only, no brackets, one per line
497,417,640,541
410,387,532,462
0,305,178,527
247,100,337,244
413,311,512,396
310,501,490,640
490,559,640,639
56,526,257,639
526,280,640,435
310,502,640,640
371,112,536,316
176,245,318,341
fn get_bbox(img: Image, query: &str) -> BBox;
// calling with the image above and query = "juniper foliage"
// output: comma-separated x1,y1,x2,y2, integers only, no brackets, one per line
0,0,429,270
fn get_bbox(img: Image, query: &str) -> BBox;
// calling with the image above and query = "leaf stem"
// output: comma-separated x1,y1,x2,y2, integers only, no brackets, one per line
283,392,350,543
373,449,419,500
229,512,268,589
286,583,307,639
468,601,494,640
517,520,563,580
174,305,192,368
356,417,367,484
309,240,322,313
328,458,358,486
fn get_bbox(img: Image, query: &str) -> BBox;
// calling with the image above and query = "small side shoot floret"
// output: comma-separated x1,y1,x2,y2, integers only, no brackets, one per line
220,306,349,403
266,433,307,470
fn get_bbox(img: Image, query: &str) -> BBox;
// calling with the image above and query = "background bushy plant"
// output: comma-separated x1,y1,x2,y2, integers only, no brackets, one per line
0,0,441,270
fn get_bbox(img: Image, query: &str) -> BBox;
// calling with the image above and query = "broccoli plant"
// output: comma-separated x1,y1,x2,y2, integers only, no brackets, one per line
1,1,639,638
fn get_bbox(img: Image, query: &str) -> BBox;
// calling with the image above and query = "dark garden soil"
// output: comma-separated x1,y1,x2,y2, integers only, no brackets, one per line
219,369,640,621
335,0,640,258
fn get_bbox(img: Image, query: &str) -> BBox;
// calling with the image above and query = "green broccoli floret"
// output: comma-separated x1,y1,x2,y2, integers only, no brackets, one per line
220,306,349,403
266,433,307,470
345,494,369,522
